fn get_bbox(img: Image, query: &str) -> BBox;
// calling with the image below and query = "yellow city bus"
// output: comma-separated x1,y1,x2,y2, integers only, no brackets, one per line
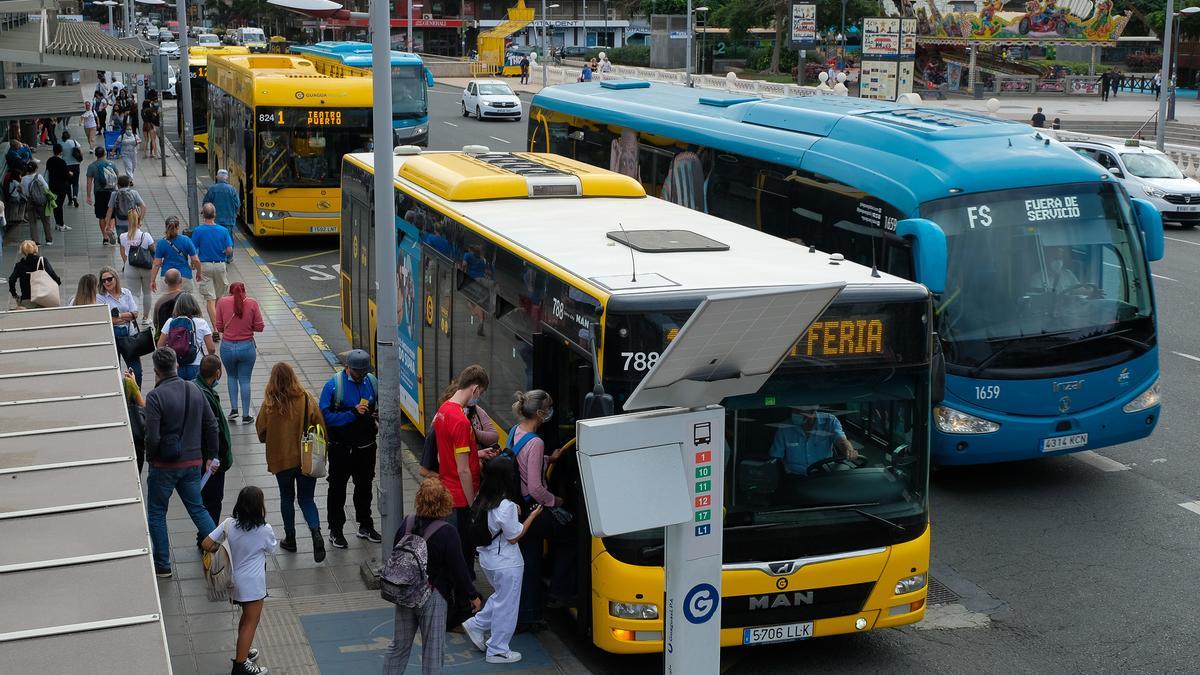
341,149,934,654
206,53,373,236
179,45,249,157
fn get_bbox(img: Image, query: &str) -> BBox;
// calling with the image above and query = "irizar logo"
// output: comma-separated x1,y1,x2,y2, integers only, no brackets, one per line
748,591,815,610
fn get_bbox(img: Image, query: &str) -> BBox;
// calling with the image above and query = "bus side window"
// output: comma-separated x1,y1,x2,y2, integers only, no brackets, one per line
706,153,756,228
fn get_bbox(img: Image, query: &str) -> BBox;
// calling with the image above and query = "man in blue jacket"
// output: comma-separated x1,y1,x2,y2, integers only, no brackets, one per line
201,168,240,233
320,349,380,548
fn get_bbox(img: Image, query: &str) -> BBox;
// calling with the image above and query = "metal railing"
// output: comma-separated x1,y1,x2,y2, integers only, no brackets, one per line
537,63,830,98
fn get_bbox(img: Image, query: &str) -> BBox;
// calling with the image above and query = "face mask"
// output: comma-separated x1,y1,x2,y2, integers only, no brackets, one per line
542,407,554,423
466,389,481,407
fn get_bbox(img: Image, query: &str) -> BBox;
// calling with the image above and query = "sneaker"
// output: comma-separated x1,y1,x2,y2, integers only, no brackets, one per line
241,415,254,424
107,231,117,245
247,648,259,662
102,239,110,246
279,535,297,552
155,567,173,578
485,651,522,664
228,409,239,421
329,531,348,549
357,526,382,543
230,658,268,675
312,527,326,563
63,224,73,230
44,240,53,246
462,619,486,652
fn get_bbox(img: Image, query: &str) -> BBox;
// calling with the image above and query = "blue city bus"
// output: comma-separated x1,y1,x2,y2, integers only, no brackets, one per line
529,83,1166,465
291,41,435,146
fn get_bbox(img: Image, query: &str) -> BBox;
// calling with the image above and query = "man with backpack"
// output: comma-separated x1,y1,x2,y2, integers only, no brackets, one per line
104,174,146,237
319,349,381,548
20,161,54,245
86,146,119,245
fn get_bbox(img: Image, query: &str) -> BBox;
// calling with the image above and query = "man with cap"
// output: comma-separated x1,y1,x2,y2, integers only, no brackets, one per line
319,349,380,548
202,168,241,235
768,405,858,476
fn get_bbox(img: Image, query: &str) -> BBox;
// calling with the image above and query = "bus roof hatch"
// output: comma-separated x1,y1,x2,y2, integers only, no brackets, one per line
397,152,645,201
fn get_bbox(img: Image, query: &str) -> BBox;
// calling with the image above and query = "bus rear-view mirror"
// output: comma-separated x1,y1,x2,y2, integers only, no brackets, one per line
1130,198,1164,261
895,218,947,295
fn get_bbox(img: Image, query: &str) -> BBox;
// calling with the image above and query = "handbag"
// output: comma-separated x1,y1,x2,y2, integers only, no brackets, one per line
29,257,60,307
128,232,153,269
202,518,236,593
301,396,328,478
118,323,155,361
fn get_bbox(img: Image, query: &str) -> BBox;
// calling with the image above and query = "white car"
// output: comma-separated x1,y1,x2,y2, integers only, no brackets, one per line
1065,138,1200,228
159,41,180,59
196,33,221,47
461,79,522,121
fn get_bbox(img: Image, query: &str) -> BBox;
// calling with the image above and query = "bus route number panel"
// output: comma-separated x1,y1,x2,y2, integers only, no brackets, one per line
256,108,370,128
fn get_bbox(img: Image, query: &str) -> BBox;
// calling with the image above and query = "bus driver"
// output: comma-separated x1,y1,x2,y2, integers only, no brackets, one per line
769,405,858,475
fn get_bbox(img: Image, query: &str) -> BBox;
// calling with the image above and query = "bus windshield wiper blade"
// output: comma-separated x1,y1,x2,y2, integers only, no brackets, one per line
759,502,879,516
1046,328,1149,352
838,507,906,534
724,522,790,533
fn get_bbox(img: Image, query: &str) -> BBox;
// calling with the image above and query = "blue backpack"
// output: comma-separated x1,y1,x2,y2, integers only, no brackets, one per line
500,425,536,463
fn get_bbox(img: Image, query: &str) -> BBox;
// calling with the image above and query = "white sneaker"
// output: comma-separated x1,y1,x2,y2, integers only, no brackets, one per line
62,224,73,231
462,620,486,652
485,651,522,664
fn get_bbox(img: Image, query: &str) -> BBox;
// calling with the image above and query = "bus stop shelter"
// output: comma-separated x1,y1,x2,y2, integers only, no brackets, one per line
0,305,171,673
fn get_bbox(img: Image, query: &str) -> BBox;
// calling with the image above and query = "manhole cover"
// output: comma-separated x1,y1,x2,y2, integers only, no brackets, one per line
927,576,961,606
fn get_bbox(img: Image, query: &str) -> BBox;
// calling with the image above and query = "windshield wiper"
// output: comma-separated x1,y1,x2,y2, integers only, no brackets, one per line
752,502,905,534
839,507,907,534
969,338,1025,376
723,522,790,533
1046,328,1150,353
759,502,879,516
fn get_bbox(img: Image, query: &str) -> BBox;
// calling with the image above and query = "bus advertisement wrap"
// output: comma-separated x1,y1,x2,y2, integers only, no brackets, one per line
396,216,422,421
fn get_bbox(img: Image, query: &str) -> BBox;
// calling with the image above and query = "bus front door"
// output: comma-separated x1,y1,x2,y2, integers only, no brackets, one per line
420,253,455,431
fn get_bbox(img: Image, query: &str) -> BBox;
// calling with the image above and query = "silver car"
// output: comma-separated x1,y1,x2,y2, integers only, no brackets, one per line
1065,138,1200,228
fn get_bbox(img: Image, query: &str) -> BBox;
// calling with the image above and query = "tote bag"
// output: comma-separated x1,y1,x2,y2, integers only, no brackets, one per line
29,258,60,307
301,397,328,478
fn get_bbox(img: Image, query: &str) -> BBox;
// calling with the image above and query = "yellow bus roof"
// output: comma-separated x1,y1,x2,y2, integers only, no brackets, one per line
397,152,645,201
187,45,249,67
207,53,374,106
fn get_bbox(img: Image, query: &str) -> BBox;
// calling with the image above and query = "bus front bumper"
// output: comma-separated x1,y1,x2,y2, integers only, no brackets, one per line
590,525,930,654
393,124,429,148
253,214,340,237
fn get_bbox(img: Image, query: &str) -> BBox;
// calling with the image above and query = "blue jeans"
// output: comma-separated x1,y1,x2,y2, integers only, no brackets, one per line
220,338,257,415
178,363,199,381
276,467,320,537
114,324,142,386
146,464,216,570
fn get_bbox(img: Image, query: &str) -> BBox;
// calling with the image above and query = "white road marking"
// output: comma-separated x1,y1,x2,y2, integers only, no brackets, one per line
443,121,458,127
488,135,512,144
1179,501,1200,516
1165,236,1200,246
1152,274,1176,281
1072,450,1131,472
1172,351,1200,363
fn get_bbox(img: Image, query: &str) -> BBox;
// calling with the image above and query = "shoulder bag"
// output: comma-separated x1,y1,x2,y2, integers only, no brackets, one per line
128,231,154,269
118,319,155,361
301,395,328,478
29,257,60,307
202,518,236,593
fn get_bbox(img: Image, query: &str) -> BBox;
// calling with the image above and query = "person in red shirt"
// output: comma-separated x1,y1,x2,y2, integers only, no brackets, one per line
435,364,495,573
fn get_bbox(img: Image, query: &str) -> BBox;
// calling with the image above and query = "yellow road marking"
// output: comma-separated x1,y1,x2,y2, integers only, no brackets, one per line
266,249,338,267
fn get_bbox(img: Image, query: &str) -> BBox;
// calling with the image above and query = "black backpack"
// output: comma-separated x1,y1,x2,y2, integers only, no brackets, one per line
467,503,500,550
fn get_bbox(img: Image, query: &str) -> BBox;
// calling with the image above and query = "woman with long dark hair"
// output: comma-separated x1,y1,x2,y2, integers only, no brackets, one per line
216,282,264,422
461,456,543,665
256,362,325,562
202,485,276,675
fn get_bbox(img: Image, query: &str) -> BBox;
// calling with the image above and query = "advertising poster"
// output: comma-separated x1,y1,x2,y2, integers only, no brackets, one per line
861,60,898,100
395,216,422,424
791,3,817,47
863,17,900,56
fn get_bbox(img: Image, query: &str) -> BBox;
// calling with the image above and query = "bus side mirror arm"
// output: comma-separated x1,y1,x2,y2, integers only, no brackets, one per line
931,331,946,404
425,67,435,87
1130,198,1164,262
895,218,948,295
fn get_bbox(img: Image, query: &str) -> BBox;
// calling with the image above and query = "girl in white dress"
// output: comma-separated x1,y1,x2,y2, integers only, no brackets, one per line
203,486,276,675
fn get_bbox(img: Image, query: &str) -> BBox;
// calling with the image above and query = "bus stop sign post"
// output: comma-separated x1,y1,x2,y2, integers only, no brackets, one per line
152,54,169,177
575,284,844,674
173,0,197,230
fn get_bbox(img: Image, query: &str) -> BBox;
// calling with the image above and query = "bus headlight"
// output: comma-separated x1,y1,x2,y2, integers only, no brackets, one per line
609,601,658,620
1123,378,1161,413
934,405,1000,434
258,209,288,220
412,125,428,137
894,573,927,595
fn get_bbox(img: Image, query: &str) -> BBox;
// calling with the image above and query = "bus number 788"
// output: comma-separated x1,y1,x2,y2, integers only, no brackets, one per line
621,351,660,372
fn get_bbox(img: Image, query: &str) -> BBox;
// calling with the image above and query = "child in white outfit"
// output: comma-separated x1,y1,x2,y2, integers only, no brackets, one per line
462,457,544,664
204,485,277,675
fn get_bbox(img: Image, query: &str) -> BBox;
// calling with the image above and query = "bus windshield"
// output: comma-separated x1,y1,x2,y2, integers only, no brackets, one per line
602,369,928,566
391,65,427,119
189,67,207,124
923,182,1154,372
257,127,372,188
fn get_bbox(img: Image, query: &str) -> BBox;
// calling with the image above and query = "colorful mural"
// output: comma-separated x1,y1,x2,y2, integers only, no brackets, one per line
911,0,1130,43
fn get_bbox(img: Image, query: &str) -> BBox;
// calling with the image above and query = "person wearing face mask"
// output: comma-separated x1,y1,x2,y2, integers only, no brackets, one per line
769,405,858,476
1030,246,1081,293
319,349,380,549
195,354,233,537
505,389,566,632
434,364,492,576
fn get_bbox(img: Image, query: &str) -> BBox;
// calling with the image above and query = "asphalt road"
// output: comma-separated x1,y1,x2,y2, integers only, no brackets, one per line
167,90,1200,671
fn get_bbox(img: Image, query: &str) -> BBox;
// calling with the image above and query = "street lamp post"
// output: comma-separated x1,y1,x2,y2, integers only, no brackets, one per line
542,2,559,87
97,1,118,36
582,0,586,50
695,6,708,76
407,3,424,52
840,0,847,55
1169,6,1200,121
685,0,693,84
1158,0,1177,151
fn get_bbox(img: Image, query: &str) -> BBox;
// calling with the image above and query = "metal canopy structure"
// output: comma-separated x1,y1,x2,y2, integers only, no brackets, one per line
0,86,88,121
0,8,151,76
0,305,171,673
